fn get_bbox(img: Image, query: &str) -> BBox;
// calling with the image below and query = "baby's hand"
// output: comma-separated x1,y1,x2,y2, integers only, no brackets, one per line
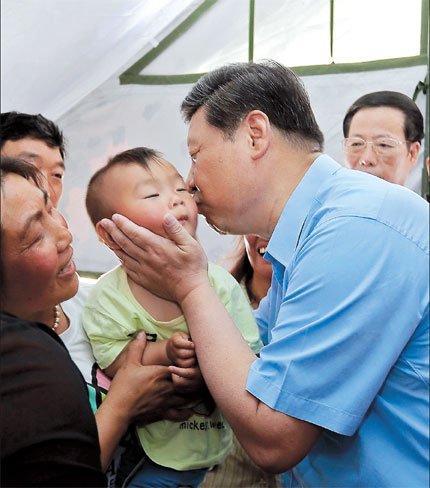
166,331,196,368
168,364,205,394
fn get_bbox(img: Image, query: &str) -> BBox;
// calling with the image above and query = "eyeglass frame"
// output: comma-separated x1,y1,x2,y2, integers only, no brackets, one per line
342,137,411,157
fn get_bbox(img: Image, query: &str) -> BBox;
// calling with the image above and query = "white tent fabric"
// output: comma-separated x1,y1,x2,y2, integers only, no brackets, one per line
143,0,422,74
1,0,202,120
2,0,427,273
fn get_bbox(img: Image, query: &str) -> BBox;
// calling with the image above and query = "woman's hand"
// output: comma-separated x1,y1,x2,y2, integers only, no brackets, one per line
99,213,209,304
105,332,192,423
95,333,193,470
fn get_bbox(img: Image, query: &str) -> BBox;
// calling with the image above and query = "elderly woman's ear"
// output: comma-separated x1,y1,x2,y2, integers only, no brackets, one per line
96,221,121,250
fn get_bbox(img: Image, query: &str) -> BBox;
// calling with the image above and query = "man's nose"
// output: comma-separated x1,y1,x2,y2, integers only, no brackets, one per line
360,142,378,164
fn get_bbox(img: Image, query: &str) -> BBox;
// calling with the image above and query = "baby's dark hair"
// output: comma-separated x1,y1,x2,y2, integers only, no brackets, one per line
86,147,162,226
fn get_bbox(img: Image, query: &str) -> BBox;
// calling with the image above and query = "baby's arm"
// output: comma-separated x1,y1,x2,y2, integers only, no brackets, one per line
104,331,196,378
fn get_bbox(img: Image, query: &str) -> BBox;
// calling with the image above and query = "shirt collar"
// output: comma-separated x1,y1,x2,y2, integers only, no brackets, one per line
266,154,341,271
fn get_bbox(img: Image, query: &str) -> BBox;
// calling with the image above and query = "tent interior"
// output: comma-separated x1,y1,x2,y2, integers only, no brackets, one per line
2,0,429,275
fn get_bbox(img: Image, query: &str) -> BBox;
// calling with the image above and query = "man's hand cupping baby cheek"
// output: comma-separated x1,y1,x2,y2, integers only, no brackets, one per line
99,213,209,304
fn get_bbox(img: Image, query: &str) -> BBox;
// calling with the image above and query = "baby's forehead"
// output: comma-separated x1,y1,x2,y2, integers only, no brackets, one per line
149,158,186,182
152,157,182,174
108,158,184,182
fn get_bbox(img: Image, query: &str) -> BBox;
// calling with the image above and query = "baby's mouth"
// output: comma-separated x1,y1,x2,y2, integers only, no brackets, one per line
177,216,189,225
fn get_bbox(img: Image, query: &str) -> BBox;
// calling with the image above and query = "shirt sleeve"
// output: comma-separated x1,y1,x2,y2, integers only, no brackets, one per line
253,285,273,346
246,215,429,435
82,280,136,370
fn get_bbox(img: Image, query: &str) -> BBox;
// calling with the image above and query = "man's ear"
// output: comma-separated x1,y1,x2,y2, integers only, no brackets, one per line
244,110,271,160
95,221,120,250
408,141,420,168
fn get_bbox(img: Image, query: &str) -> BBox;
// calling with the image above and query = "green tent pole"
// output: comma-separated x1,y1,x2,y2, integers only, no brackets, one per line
330,0,334,62
249,0,255,62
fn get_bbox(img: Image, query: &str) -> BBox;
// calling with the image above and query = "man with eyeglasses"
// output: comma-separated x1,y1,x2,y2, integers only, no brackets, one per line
342,90,423,186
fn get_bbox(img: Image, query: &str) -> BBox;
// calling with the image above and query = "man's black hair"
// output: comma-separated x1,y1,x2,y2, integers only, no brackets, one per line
1,111,66,158
181,59,324,151
343,91,424,143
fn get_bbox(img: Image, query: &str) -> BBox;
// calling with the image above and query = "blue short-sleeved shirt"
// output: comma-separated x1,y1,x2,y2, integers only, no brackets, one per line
247,155,429,488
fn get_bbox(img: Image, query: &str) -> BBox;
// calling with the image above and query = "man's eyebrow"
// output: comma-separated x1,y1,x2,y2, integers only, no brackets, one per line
16,151,65,170
350,132,395,139
20,189,49,240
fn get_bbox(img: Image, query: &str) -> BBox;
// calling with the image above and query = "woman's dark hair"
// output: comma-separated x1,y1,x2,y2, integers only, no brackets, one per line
343,91,424,143
181,60,324,151
0,111,66,159
0,156,43,190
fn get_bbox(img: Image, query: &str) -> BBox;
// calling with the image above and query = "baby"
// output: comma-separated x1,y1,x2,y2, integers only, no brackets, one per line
82,147,262,488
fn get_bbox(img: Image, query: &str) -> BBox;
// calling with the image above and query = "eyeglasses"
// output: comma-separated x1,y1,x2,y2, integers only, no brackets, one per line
342,137,409,157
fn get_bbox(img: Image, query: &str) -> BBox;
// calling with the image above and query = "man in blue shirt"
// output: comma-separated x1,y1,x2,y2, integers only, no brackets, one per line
250,155,428,486
99,60,429,487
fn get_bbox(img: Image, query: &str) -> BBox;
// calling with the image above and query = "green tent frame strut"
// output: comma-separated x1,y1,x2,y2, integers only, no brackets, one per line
120,0,428,84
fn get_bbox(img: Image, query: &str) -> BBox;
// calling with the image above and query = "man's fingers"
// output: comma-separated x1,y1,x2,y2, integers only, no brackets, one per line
163,213,196,249
100,215,154,257
111,214,156,247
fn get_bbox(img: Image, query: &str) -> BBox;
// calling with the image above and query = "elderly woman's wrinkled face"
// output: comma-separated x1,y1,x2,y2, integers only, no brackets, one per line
1,173,78,318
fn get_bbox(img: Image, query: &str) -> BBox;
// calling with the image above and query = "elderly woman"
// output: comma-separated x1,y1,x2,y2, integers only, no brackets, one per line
0,157,190,486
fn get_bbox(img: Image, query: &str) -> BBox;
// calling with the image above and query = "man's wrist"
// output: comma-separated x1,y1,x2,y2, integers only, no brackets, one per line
177,274,211,308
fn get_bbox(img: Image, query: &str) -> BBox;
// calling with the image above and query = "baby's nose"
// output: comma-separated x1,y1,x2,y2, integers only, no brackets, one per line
170,193,184,207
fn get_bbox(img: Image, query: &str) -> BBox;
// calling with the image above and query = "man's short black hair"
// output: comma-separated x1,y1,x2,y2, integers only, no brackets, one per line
343,91,424,143
0,111,66,159
181,60,324,152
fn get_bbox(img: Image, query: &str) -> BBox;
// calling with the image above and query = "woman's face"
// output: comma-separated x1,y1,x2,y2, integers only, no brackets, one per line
244,235,272,282
1,173,78,318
